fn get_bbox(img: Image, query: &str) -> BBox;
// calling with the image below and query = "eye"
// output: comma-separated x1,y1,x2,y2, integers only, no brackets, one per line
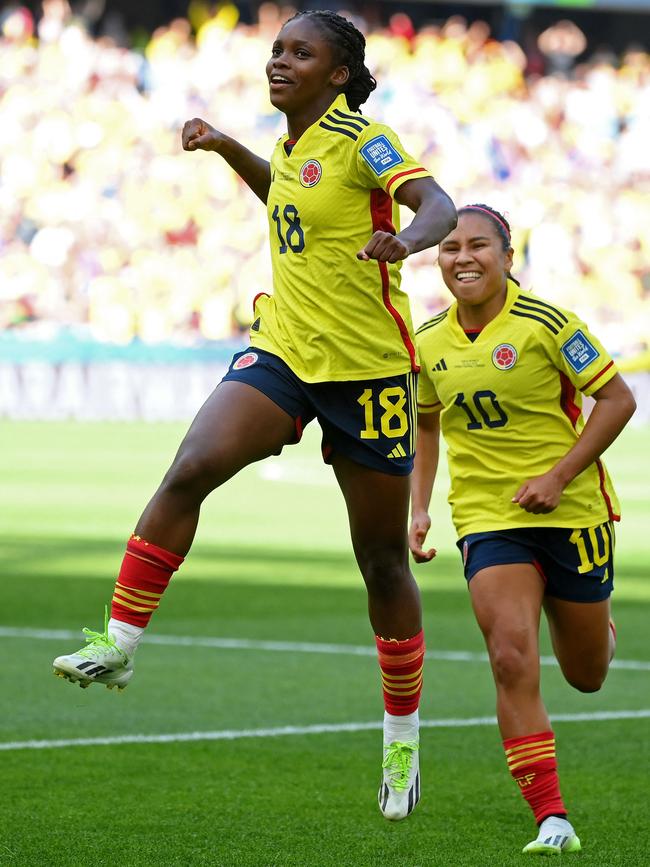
295,49,310,58
271,45,282,57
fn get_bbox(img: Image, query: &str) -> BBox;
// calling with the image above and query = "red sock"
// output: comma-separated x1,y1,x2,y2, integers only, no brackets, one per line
503,730,566,823
375,629,425,715
110,534,184,627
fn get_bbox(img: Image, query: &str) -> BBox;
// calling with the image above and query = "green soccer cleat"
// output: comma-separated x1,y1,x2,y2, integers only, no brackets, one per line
52,608,133,691
378,740,420,821
523,816,582,856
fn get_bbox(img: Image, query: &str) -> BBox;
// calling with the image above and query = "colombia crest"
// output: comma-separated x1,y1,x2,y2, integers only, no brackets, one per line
492,343,517,370
233,352,258,370
300,159,322,187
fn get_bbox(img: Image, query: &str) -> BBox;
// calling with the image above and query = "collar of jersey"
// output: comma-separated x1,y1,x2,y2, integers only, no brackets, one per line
449,279,519,343
278,93,352,155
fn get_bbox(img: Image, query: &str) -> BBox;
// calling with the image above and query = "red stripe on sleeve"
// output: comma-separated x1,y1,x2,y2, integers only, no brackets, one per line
583,360,614,391
386,167,427,194
252,291,269,311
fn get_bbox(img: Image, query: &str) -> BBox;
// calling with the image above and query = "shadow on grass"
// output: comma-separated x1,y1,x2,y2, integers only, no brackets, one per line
2,534,649,656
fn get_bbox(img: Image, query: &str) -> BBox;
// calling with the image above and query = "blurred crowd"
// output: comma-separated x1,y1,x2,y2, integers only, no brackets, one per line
1,0,649,358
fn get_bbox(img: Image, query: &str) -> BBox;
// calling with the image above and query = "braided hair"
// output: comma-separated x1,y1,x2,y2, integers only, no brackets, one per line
286,10,377,112
458,203,520,286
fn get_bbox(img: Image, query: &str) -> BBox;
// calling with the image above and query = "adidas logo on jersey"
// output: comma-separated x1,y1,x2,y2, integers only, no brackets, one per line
432,358,447,371
387,443,407,459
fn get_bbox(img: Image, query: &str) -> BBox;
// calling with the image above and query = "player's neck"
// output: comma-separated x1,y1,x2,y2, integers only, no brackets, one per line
285,92,339,141
457,289,507,330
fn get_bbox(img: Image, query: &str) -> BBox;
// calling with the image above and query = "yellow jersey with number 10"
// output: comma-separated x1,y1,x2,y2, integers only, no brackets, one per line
416,281,620,538
249,93,431,383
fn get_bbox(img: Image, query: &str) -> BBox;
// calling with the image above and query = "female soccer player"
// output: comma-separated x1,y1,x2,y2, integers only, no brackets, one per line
52,10,457,821
410,204,635,854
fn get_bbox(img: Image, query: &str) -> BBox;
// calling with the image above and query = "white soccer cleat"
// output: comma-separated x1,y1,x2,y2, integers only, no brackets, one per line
378,740,420,820
522,816,582,855
53,611,133,691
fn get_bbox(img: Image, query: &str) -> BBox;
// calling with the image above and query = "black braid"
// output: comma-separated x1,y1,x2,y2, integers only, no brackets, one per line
459,203,520,286
286,10,377,112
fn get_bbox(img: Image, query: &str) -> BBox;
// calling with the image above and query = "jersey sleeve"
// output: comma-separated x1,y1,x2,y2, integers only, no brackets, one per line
417,364,443,413
549,312,618,396
354,122,431,196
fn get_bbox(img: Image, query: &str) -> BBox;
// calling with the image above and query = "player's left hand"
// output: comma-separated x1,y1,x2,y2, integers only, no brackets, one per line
512,472,563,513
357,231,411,263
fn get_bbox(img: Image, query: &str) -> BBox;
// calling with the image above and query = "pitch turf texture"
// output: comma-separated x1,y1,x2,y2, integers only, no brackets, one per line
1,422,649,867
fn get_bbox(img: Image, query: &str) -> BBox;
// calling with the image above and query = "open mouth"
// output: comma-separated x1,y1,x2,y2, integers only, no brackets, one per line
269,74,293,89
455,271,482,283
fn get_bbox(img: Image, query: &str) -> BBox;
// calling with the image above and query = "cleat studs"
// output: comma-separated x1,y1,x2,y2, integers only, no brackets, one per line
79,680,91,689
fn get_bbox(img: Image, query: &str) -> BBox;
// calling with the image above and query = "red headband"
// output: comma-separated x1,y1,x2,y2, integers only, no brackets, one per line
462,205,511,240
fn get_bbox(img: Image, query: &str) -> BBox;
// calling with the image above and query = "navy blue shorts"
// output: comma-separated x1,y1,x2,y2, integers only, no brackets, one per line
457,522,615,602
221,348,417,475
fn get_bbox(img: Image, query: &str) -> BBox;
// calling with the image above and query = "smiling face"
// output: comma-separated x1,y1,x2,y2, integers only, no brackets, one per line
438,211,513,310
266,17,349,120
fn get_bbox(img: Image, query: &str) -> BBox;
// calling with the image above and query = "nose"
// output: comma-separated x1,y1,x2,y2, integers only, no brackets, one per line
272,52,290,68
456,247,474,264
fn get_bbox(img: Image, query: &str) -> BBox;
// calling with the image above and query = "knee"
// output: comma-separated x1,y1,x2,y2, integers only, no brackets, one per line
489,642,535,689
358,550,410,599
563,666,607,693
161,447,222,497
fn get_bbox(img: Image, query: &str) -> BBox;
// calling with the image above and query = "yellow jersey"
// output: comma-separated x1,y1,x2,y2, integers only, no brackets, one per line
416,281,620,537
250,93,431,382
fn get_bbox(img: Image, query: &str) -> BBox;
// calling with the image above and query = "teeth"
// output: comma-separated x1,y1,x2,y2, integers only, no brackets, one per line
456,272,481,280
271,76,291,84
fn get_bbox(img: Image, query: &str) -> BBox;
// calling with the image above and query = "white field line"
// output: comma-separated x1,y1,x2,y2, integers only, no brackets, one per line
2,710,650,753
1,625,649,671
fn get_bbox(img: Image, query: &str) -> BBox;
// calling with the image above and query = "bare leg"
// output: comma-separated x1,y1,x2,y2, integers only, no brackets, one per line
135,381,297,554
469,563,548,738
331,456,421,639
543,596,613,692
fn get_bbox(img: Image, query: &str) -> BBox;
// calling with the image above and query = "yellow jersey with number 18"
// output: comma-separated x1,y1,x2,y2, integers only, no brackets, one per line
416,281,620,538
249,93,431,383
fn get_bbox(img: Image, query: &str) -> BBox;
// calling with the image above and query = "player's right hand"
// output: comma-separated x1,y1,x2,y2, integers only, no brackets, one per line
182,118,223,152
409,511,437,563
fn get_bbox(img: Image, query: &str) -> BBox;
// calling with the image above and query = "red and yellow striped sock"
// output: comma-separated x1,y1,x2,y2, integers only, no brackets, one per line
110,534,184,628
375,629,425,716
504,730,567,824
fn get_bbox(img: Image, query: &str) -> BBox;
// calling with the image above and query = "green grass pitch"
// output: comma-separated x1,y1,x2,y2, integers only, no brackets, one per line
0,421,648,866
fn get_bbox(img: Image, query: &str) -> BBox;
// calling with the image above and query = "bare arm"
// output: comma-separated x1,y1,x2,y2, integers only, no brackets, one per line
409,411,441,563
513,373,637,513
182,118,271,204
357,177,457,263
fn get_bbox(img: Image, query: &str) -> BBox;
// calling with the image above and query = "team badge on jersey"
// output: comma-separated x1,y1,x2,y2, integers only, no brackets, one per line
233,352,258,370
300,160,322,187
360,135,404,176
561,330,599,373
492,343,518,370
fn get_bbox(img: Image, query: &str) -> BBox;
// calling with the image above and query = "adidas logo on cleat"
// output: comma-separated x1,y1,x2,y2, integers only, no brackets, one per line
52,608,133,691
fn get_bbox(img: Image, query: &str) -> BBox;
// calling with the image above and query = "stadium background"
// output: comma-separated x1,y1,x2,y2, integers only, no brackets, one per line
1,2,649,866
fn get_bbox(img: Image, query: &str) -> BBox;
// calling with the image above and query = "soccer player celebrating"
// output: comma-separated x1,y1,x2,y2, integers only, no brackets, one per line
52,10,457,821
410,204,635,854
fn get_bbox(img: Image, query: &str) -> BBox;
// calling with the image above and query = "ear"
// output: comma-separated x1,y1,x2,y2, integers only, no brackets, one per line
330,65,350,87
504,246,514,274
